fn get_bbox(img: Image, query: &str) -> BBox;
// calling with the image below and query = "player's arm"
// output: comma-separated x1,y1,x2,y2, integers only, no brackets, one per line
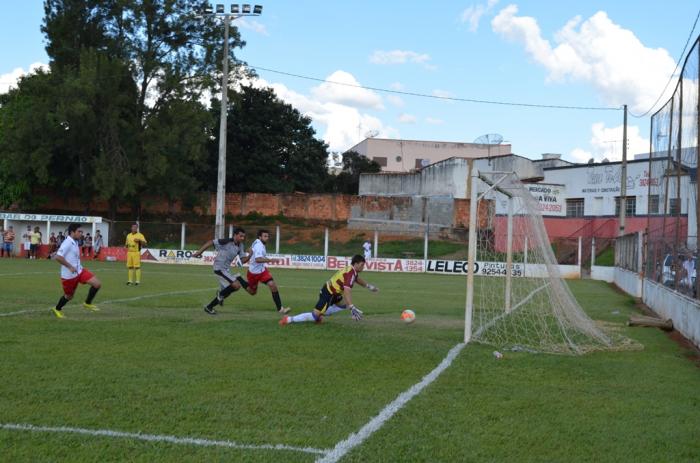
138,234,147,245
54,254,77,274
356,276,379,292
192,239,215,258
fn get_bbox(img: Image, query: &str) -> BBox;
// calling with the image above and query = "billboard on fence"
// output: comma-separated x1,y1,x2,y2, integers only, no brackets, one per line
426,259,524,276
327,256,425,273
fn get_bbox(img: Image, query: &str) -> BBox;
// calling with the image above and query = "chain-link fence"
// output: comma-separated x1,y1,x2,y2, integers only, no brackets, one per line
645,35,699,299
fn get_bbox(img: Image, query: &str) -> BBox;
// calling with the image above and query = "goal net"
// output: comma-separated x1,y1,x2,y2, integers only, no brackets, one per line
464,170,627,354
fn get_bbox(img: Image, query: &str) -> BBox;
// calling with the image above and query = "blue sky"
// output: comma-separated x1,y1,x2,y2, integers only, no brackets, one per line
1,1,698,163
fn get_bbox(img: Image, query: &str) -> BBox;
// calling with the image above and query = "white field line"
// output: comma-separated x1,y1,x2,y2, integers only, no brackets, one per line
317,342,466,463
0,288,213,318
0,423,327,455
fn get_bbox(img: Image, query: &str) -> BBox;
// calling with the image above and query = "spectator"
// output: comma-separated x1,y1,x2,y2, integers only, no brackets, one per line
57,231,65,247
2,226,14,257
49,232,58,258
362,239,372,260
93,230,103,259
30,226,42,259
84,233,93,258
22,225,32,258
77,231,86,257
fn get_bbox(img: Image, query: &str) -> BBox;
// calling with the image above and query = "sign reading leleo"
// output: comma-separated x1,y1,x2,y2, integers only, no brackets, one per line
426,259,523,276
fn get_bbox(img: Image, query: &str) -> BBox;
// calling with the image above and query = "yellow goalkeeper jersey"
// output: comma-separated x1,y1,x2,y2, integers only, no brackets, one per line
125,232,146,252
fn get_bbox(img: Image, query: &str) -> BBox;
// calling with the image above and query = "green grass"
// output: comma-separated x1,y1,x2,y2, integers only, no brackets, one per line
0,259,698,462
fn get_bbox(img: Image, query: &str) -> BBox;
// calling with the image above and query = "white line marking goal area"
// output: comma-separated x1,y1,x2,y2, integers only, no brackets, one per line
2,343,466,461
0,423,327,456
317,342,466,463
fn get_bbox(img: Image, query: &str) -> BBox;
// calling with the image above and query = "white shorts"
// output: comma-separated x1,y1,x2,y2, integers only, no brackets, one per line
214,269,241,290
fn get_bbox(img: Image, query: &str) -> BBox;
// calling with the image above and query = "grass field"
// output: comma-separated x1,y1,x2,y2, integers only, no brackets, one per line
1,258,698,462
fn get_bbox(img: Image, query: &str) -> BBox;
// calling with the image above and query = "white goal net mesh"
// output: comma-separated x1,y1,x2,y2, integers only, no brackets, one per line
466,171,630,354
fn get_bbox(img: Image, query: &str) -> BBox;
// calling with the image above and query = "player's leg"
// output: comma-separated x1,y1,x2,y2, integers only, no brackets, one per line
205,271,242,314
245,270,259,295
134,254,142,285
82,271,101,311
53,278,78,318
127,253,134,284
281,287,329,325
324,296,346,316
262,271,290,314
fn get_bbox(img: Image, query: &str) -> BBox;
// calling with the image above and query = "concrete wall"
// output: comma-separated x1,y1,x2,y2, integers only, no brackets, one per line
613,267,642,297
359,157,469,198
643,280,700,347
348,138,512,173
591,265,614,282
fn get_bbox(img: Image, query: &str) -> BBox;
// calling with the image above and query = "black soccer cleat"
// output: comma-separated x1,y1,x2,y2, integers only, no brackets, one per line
204,305,218,315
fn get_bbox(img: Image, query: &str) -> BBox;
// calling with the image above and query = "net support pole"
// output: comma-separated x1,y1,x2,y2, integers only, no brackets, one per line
423,226,429,262
591,237,596,267
181,222,186,250
374,230,378,258
578,236,583,274
523,236,528,278
275,225,280,254
324,227,329,260
505,196,514,313
465,168,479,343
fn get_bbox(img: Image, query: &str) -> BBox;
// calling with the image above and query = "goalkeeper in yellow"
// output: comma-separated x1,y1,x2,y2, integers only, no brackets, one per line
125,223,147,286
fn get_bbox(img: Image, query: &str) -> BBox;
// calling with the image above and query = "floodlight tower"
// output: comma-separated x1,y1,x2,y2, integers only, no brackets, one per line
202,3,263,238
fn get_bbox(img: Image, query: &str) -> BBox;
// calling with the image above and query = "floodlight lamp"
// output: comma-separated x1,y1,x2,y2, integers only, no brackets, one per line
253,5,262,14
216,4,224,13
203,3,213,14
231,4,240,13
242,4,251,13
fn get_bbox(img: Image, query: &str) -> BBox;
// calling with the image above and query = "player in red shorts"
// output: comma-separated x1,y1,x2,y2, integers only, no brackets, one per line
246,229,291,315
51,223,102,318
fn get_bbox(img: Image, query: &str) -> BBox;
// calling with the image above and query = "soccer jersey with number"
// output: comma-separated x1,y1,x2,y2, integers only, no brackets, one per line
326,265,357,296
213,238,246,272
248,239,267,274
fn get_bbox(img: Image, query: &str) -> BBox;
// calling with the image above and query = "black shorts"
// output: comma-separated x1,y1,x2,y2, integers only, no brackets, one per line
315,285,343,314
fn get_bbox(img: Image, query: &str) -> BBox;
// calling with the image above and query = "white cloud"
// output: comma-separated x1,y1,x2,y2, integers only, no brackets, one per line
311,70,384,110
236,18,268,36
369,50,435,70
426,117,444,125
491,5,677,113
251,75,397,152
0,62,49,94
387,95,405,107
460,0,499,32
398,113,417,124
568,122,648,163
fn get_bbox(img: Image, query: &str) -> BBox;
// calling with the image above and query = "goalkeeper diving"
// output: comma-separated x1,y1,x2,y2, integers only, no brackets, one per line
279,254,378,326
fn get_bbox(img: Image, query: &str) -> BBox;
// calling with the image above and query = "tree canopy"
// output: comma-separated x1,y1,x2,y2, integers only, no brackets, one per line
0,1,379,217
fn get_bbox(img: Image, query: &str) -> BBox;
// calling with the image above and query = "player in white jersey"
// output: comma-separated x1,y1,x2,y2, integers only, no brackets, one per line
362,239,372,260
51,223,102,318
246,229,291,315
192,227,251,315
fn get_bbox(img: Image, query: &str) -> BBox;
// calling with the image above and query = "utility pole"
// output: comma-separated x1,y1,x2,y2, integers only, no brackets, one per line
619,104,628,237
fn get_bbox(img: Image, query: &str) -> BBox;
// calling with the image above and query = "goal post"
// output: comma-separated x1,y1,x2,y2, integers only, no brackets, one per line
464,169,630,354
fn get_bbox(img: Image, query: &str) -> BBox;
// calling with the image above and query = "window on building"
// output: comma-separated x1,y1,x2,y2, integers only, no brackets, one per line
566,198,585,217
372,156,387,167
669,197,680,215
648,195,659,214
615,196,636,216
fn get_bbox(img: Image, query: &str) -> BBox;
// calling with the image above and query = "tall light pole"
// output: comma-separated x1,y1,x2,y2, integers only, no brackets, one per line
202,3,263,238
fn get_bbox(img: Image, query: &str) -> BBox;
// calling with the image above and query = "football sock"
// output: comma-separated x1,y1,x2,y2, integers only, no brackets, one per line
55,296,69,311
236,276,249,289
219,286,235,298
128,269,134,282
135,269,141,283
85,286,100,304
325,304,345,316
290,312,316,323
272,292,282,311
206,298,219,309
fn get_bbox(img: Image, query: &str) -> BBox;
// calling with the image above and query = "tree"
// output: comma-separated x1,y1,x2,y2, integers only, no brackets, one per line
330,150,382,194
216,85,331,193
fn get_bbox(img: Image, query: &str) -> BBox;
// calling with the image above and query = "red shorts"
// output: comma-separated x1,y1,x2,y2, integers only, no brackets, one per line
247,269,273,292
61,269,95,297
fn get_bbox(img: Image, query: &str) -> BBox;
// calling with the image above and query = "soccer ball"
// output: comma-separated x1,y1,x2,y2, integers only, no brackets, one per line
401,309,416,324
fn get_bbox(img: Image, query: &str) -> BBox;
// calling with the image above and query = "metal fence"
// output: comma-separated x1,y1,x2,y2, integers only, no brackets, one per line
645,35,699,298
